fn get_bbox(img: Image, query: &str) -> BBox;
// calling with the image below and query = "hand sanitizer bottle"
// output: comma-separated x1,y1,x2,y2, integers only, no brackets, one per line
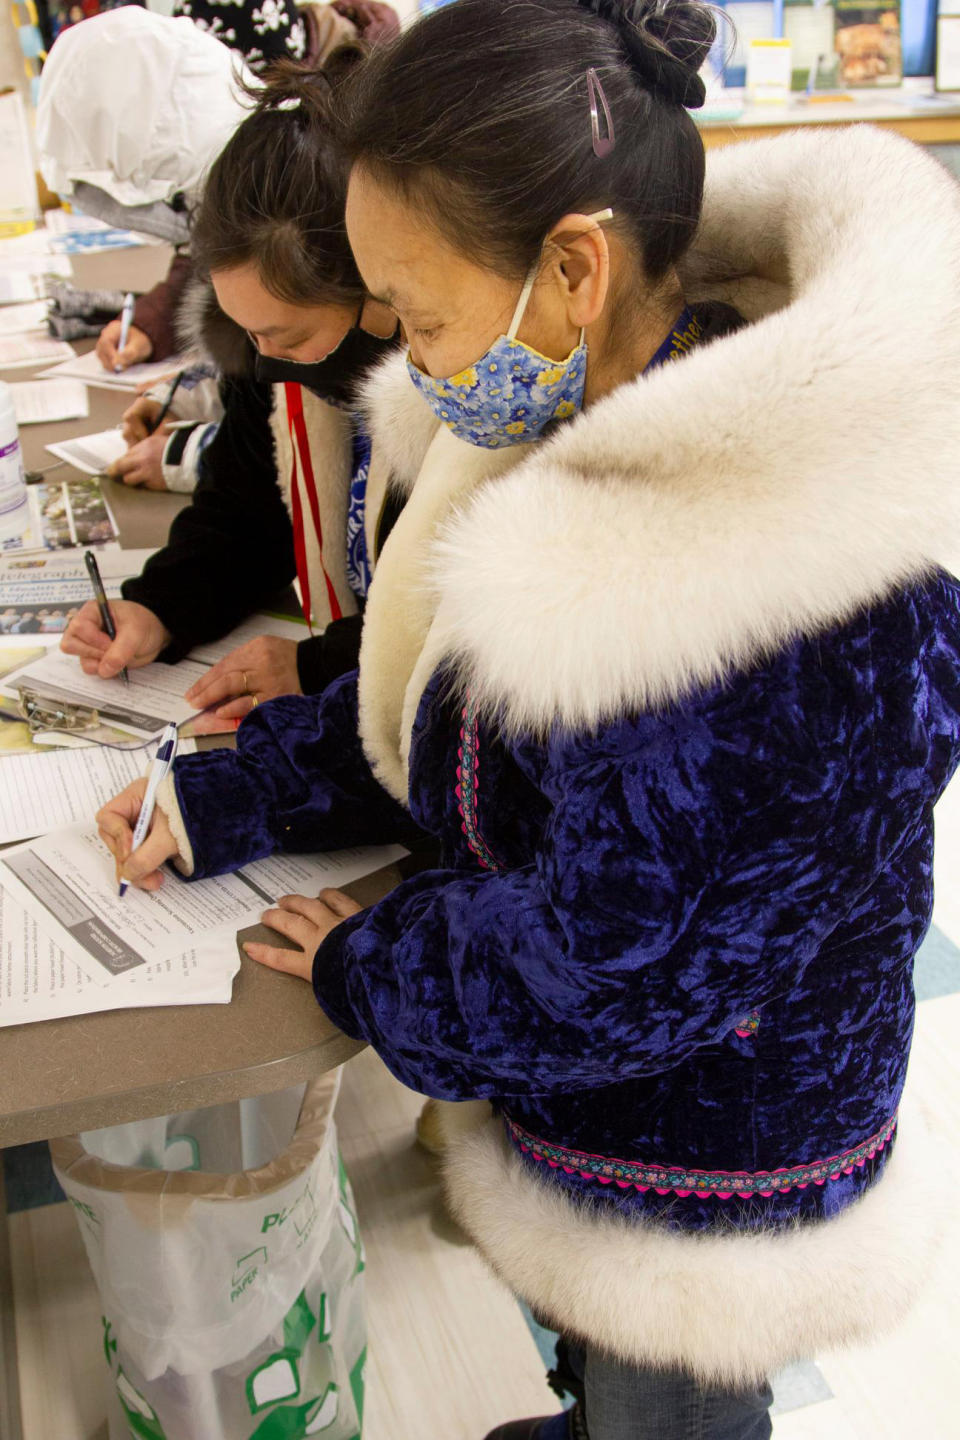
0,382,28,543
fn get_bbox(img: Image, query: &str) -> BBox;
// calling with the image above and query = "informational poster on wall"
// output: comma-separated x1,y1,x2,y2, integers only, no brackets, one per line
936,0,960,90
833,0,902,84
783,0,840,89
718,0,779,86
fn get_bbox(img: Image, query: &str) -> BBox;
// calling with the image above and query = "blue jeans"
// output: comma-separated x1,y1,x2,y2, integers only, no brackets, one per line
557,1340,773,1440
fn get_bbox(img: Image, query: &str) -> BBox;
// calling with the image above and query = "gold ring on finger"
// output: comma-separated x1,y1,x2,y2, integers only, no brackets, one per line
250,693,259,708
242,670,249,694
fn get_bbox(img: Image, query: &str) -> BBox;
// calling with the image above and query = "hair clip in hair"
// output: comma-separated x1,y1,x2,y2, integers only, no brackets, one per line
586,67,615,159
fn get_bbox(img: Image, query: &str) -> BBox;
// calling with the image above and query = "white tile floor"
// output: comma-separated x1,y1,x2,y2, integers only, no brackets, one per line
9,765,960,1439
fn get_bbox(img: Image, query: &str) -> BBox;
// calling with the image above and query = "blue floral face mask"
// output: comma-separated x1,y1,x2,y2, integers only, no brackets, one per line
405,209,613,450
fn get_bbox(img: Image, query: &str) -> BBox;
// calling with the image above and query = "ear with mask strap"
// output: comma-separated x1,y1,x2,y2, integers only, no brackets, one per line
506,207,613,344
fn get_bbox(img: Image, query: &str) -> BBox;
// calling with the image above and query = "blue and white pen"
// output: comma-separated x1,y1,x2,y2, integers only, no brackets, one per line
119,722,178,897
114,292,135,374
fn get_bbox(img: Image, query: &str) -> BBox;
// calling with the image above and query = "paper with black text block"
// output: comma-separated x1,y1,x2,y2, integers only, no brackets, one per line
0,821,406,983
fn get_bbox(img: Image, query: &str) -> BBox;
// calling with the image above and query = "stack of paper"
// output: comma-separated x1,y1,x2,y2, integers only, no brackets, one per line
0,821,405,1025
37,349,188,394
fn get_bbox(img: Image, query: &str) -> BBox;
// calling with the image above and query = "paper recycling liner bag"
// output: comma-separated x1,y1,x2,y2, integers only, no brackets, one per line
50,1073,366,1440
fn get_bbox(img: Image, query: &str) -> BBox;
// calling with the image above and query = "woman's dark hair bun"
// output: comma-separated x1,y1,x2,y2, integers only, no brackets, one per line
576,0,715,109
238,51,363,118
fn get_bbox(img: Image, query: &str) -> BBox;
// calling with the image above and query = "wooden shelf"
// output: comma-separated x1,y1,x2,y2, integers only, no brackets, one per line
697,77,960,147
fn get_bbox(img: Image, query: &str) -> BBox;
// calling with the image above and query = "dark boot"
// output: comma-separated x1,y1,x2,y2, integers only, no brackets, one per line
484,1402,584,1440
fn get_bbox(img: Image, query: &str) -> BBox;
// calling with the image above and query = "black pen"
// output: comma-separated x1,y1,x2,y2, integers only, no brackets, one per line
84,549,129,686
147,371,185,435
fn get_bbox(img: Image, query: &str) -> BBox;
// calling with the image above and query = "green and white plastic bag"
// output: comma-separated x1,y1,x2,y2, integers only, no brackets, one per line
50,1073,366,1440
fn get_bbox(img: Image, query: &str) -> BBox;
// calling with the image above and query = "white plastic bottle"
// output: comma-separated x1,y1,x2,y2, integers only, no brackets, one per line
0,381,28,543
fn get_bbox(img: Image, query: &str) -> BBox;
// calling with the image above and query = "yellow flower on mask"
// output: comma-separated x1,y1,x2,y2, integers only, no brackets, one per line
505,421,527,435
554,400,576,419
450,366,479,391
537,364,565,387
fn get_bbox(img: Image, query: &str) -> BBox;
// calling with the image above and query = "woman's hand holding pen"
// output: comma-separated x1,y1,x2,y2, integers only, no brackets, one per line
109,431,174,490
61,599,172,677
96,320,153,373
244,891,363,980
97,779,179,892
112,393,181,489
122,395,167,445
185,637,302,720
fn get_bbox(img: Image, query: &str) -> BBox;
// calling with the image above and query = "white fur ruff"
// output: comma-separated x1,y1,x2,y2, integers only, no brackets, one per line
437,1099,948,1385
357,126,960,784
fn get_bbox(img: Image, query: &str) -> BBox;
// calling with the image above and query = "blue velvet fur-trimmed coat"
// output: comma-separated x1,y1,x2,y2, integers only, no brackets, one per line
162,128,960,1385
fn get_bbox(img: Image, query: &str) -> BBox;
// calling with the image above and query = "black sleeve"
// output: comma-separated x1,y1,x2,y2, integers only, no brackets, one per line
295,614,364,695
122,377,296,654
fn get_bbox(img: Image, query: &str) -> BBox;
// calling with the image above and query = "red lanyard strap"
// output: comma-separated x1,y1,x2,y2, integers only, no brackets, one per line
285,382,343,631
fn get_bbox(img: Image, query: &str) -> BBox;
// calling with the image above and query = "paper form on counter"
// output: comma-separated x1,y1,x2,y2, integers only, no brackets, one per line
0,737,197,845
0,883,238,1027
9,379,89,424
2,607,303,734
45,427,127,475
0,822,407,983
187,612,308,665
0,646,205,732
0,334,75,369
0,301,51,334
0,274,50,306
36,349,188,393
0,254,72,279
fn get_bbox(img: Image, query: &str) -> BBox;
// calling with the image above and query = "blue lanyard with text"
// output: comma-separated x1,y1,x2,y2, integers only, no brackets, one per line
644,307,702,373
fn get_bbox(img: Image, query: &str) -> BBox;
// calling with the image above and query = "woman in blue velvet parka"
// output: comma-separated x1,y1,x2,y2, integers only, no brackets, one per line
98,1,960,1435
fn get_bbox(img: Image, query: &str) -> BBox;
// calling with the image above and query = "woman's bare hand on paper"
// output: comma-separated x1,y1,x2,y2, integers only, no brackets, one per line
61,598,172,677
245,890,363,980
96,779,178,892
185,636,302,721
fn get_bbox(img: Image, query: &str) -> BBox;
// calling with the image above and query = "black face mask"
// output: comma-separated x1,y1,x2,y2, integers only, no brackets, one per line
252,322,399,407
